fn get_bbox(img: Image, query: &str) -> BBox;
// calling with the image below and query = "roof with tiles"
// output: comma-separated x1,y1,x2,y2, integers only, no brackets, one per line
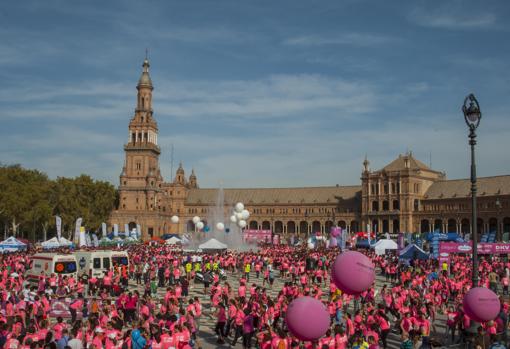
186,185,361,205
424,175,510,199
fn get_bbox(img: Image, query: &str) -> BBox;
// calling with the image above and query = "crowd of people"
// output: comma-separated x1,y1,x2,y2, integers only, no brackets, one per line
0,241,508,349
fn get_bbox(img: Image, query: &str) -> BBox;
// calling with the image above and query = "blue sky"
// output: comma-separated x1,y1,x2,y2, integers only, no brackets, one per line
1,0,509,188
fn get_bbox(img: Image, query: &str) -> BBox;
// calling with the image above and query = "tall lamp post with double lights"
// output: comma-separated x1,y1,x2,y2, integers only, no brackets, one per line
462,93,482,287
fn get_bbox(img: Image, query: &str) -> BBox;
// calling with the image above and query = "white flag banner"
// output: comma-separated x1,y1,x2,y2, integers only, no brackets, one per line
85,233,92,247
124,223,129,236
101,223,107,238
92,234,99,247
113,224,119,237
136,224,141,238
341,228,347,250
56,216,62,240
74,218,82,244
79,228,86,247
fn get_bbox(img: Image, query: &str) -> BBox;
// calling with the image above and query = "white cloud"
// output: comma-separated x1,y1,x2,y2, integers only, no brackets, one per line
408,7,496,30
284,32,398,47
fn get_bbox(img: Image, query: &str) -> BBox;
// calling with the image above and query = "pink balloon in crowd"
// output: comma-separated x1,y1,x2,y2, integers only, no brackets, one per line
331,227,341,238
329,237,337,248
463,287,500,323
332,251,375,295
285,296,330,341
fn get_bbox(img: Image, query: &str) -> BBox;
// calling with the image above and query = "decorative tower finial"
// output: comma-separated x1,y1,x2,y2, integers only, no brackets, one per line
363,154,370,172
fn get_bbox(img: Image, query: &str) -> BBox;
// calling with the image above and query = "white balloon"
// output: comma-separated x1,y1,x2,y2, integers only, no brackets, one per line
192,216,200,224
230,215,237,223
171,216,179,224
196,221,204,230
238,220,247,228
235,202,244,213
236,212,244,221
216,222,225,231
241,209,250,220
307,242,315,249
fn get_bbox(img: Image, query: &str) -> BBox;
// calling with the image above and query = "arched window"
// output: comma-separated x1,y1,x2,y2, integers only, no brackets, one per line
372,201,379,211
414,199,420,211
382,200,389,211
393,200,400,210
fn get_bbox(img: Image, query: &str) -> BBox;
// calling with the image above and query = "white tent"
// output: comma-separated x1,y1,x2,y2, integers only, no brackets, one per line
373,239,398,255
165,236,182,245
0,236,27,253
198,238,227,251
180,235,190,246
41,237,73,249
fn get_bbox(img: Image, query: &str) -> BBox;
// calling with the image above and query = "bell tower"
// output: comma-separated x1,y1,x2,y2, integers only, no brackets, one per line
119,56,163,214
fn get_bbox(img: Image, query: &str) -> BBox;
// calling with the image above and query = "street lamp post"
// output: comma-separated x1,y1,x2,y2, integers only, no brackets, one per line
462,93,482,287
496,199,502,241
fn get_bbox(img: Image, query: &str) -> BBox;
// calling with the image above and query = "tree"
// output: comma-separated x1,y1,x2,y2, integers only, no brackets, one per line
0,165,117,241
0,164,52,239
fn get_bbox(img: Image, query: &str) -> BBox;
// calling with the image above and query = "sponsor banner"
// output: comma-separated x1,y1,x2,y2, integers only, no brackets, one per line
56,216,62,240
439,242,510,254
243,229,272,243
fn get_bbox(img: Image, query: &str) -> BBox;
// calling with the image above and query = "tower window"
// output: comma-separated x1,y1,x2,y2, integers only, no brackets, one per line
141,116,144,122
145,133,148,141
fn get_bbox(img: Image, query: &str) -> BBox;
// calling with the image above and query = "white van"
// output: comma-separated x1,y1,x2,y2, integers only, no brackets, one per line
27,253,78,283
110,250,129,268
74,250,112,278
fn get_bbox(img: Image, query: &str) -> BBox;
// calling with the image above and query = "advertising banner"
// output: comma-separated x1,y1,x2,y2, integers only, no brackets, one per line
439,242,510,255
243,229,272,243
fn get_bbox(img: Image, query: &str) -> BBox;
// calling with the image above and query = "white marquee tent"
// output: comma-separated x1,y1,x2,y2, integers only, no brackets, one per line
165,236,182,245
198,238,227,251
41,237,73,249
0,237,27,253
373,239,398,255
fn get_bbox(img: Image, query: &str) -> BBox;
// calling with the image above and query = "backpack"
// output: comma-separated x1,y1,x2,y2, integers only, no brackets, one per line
0,331,7,349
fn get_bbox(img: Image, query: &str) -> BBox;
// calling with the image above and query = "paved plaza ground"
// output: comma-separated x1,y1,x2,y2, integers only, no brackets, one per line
131,270,453,349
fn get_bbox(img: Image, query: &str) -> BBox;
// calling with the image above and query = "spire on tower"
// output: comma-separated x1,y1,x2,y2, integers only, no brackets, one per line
138,54,153,89
363,154,370,172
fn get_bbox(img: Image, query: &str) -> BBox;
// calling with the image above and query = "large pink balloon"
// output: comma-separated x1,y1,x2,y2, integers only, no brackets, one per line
285,296,330,341
463,287,500,323
332,251,375,295
331,227,341,238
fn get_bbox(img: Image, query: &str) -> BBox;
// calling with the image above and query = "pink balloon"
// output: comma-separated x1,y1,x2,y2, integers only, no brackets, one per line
285,296,330,341
331,227,341,238
463,287,500,323
332,251,375,295
329,237,337,247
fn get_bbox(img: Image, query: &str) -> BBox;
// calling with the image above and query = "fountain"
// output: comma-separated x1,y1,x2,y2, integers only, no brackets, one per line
196,183,252,251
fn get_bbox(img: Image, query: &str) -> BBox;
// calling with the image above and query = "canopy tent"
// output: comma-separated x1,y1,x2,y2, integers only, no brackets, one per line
0,236,27,253
198,238,227,252
373,239,398,255
165,236,182,245
399,243,429,260
180,235,190,245
41,237,73,249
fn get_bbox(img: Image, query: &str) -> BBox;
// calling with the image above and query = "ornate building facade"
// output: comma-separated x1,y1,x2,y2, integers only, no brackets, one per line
110,60,510,241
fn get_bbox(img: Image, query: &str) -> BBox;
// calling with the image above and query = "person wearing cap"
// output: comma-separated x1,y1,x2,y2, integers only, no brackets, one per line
92,328,105,349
